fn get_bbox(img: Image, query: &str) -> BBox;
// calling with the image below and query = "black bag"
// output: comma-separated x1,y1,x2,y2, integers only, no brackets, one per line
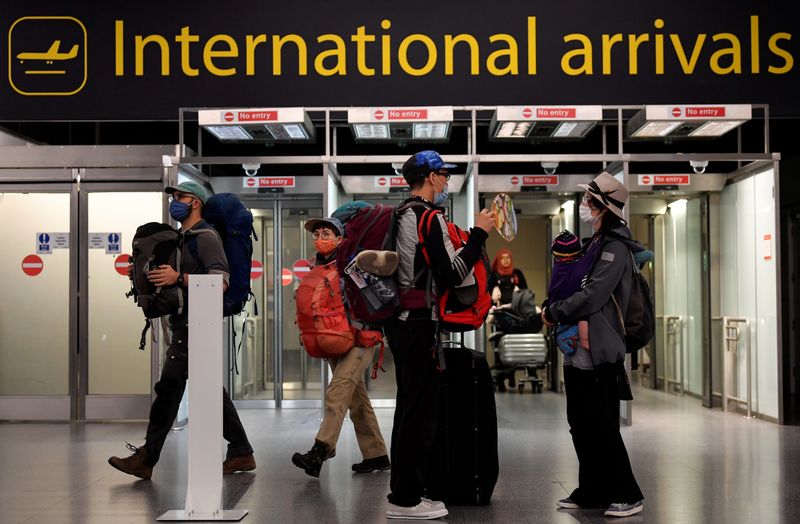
424,342,499,505
621,255,656,353
127,222,183,350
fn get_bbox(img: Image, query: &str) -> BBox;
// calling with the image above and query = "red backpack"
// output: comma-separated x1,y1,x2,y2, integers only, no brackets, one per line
295,263,354,358
418,209,492,332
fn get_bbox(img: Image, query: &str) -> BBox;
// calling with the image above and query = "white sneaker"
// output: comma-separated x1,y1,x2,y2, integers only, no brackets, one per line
386,500,449,520
421,498,445,509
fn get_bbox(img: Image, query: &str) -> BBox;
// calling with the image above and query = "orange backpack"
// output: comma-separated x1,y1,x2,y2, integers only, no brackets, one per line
295,263,355,358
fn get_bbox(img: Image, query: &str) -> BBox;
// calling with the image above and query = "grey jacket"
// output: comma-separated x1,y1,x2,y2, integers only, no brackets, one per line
549,226,634,366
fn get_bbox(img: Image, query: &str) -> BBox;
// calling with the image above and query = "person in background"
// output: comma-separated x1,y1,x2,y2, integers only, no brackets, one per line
488,249,528,306
109,181,255,480
487,248,529,390
541,172,644,518
291,217,390,478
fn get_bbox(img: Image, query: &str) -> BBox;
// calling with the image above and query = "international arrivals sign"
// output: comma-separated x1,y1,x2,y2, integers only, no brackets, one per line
1,0,799,120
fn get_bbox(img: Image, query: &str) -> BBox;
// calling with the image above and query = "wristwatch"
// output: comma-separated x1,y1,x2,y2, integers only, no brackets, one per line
177,273,184,286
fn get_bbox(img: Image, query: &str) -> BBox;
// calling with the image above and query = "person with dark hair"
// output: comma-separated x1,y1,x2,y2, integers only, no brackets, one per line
541,172,644,518
291,217,390,478
385,150,495,520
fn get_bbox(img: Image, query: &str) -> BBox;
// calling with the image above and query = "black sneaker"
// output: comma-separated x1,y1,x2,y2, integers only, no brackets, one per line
351,454,391,473
291,442,329,478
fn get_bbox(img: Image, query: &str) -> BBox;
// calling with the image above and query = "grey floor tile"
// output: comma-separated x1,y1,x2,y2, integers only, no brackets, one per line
3,383,800,523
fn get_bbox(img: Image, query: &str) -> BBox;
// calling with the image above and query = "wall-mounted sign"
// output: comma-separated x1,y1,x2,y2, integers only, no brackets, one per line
36,232,69,254
374,176,409,188
242,176,296,188
638,175,691,186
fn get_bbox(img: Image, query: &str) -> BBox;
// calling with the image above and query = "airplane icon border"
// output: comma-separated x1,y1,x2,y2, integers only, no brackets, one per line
8,16,88,96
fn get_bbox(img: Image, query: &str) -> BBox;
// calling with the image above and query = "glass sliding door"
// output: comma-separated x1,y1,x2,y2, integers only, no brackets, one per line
0,189,72,419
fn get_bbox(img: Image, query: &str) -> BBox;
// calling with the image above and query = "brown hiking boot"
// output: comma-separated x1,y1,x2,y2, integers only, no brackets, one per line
108,443,152,480
223,453,256,474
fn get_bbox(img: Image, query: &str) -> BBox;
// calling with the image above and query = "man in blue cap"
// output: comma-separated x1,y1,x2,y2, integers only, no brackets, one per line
109,181,255,479
385,151,495,519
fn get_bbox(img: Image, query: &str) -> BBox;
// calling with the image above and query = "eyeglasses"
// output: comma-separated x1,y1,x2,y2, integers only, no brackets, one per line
432,171,451,181
581,194,596,207
169,193,196,203
312,230,338,240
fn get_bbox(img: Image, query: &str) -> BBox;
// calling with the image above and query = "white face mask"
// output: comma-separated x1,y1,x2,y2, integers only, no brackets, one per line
579,203,600,224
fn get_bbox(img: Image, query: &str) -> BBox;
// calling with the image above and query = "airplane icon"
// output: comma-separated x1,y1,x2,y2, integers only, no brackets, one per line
17,40,79,64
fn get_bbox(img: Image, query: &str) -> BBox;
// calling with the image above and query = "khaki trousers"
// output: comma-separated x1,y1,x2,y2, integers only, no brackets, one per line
315,346,388,459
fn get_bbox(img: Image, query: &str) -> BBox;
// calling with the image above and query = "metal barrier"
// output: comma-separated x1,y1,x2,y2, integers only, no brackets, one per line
722,316,754,418
664,315,684,395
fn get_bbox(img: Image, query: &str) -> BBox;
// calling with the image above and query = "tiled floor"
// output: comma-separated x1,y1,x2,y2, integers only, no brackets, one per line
2,384,800,523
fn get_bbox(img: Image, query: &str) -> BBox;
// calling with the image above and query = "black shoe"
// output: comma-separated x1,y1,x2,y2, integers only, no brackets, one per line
108,443,153,480
352,454,391,473
291,442,329,478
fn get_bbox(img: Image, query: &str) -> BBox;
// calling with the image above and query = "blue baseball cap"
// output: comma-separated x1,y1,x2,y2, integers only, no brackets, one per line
401,150,457,184
304,217,344,237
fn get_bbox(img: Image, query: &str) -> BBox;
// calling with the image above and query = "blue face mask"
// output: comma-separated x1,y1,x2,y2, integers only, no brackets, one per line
169,200,191,222
433,178,449,206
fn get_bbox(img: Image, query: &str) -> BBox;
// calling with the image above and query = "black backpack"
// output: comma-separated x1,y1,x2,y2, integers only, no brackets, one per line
617,250,656,353
127,222,183,349
603,234,655,353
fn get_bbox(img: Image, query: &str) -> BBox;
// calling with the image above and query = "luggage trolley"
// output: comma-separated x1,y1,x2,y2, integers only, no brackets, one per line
495,333,547,393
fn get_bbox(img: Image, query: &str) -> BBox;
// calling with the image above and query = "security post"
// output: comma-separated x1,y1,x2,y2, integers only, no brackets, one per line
158,274,247,522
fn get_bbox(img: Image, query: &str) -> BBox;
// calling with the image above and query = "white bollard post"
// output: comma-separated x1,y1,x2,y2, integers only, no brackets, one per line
158,274,247,521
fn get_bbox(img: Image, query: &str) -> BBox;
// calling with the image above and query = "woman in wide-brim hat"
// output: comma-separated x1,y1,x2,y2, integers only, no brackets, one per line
541,172,646,518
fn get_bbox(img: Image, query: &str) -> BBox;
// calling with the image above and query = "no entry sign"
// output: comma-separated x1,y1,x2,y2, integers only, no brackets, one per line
251,259,264,280
281,268,294,286
115,254,130,276
22,254,44,276
292,259,312,278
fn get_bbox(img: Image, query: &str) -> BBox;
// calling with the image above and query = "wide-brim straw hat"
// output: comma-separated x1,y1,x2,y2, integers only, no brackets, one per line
578,172,629,221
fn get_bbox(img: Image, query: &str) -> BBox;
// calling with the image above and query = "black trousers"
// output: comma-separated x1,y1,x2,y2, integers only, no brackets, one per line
563,365,643,506
386,318,442,507
143,319,253,466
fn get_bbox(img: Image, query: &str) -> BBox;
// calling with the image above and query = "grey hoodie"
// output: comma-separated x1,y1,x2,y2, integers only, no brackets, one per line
548,226,637,366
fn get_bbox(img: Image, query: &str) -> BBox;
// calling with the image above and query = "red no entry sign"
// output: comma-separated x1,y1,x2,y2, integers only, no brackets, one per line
115,254,130,276
292,259,312,278
281,268,293,286
22,254,44,276
251,259,264,280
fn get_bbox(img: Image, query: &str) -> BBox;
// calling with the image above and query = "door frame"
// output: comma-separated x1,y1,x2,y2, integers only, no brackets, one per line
79,180,166,420
231,196,324,409
0,180,76,420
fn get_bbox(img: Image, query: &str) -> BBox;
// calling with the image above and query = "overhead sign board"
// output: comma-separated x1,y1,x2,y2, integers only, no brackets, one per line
638,175,691,185
496,106,602,121
374,176,409,188
3,3,800,119
348,106,454,123
242,176,296,188
200,107,305,126
644,105,752,121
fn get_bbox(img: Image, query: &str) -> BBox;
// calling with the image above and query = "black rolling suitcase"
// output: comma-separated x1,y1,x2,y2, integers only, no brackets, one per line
424,342,499,505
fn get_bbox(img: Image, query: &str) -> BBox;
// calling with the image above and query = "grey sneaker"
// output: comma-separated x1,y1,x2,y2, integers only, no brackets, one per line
386,500,448,520
605,500,644,517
